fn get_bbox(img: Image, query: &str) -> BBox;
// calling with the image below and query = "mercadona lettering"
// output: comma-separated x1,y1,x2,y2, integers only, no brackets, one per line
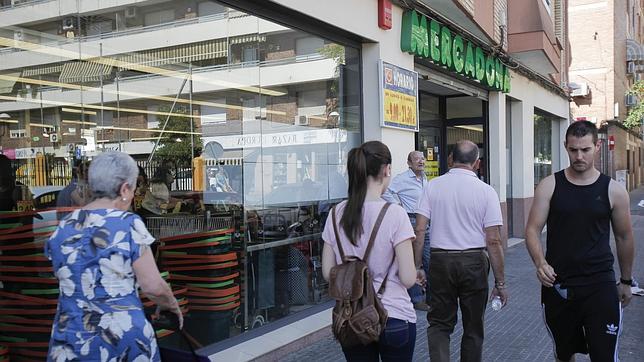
400,10,511,93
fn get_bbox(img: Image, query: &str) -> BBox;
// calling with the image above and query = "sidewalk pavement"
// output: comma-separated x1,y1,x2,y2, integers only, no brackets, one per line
281,186,644,362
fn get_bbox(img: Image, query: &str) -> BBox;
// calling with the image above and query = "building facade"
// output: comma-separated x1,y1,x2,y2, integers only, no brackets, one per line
569,0,644,190
0,0,569,359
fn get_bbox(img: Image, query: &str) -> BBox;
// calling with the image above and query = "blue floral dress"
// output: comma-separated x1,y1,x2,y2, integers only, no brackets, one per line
45,209,159,362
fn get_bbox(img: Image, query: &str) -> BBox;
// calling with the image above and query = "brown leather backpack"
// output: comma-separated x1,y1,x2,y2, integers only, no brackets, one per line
328,203,393,347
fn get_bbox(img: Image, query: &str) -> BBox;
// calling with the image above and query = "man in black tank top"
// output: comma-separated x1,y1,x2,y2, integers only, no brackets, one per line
525,121,635,362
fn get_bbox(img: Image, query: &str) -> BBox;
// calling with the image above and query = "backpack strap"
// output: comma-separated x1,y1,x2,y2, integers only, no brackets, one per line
332,202,394,294
365,203,393,296
363,203,391,262
331,206,347,262
377,254,395,296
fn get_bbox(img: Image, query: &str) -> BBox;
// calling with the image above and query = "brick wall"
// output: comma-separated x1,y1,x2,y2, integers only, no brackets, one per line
494,0,508,48
607,123,644,190
615,0,629,121
569,0,615,121
0,136,29,149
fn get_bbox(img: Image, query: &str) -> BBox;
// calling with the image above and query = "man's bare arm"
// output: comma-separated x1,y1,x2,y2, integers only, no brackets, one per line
485,225,504,284
525,175,557,287
486,225,508,304
609,180,635,306
413,214,429,268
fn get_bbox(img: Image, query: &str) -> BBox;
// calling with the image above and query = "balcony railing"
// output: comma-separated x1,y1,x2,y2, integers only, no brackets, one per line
0,12,235,54
15,53,329,94
0,0,54,11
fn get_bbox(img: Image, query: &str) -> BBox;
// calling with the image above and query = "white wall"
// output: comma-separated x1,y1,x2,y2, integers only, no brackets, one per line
506,71,570,198
488,91,506,201
271,0,416,176
508,72,569,119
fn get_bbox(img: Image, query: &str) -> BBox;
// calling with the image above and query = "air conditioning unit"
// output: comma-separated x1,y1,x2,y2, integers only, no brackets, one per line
628,61,636,74
62,17,76,30
626,93,638,106
295,115,309,126
570,82,590,97
13,29,24,42
125,7,138,18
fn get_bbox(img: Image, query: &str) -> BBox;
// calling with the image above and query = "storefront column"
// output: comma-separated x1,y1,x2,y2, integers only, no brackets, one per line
555,118,569,171
361,40,416,176
488,91,507,245
510,99,535,238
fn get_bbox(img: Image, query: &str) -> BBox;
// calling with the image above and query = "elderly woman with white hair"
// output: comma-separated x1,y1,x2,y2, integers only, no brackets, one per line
45,152,181,362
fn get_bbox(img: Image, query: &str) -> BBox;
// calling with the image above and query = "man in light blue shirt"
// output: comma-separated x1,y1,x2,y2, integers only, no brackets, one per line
382,151,431,310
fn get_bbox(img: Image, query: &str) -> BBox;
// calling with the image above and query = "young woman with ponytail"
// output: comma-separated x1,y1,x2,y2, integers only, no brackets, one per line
321,141,418,361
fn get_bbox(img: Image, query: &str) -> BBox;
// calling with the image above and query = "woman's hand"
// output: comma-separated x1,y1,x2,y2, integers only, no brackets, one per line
154,302,184,330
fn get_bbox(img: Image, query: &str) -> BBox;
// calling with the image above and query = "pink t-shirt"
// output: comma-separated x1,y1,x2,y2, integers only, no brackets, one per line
322,200,416,323
415,168,503,250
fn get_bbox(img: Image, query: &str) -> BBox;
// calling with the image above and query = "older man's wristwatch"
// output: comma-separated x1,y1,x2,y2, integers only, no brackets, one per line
619,277,633,286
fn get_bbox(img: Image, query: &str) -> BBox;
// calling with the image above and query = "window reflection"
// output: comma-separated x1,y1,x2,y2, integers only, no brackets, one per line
0,0,360,355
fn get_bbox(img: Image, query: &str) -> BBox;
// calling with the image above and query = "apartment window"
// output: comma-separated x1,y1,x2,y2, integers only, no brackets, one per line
295,36,325,56
241,45,258,62
9,129,25,138
297,89,326,119
144,9,175,26
86,19,114,36
200,100,227,125
542,0,552,14
534,112,554,186
198,1,226,16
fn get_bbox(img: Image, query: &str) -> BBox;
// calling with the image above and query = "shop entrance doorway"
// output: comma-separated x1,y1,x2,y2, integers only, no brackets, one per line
416,79,488,182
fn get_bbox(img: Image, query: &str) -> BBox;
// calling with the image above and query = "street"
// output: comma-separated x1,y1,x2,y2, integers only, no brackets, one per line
282,187,644,361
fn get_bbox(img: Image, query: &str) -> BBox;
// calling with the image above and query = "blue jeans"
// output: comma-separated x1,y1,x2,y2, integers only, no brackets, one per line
407,214,430,304
341,318,416,362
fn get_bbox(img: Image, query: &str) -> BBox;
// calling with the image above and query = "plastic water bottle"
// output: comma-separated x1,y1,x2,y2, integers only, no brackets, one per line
491,296,503,311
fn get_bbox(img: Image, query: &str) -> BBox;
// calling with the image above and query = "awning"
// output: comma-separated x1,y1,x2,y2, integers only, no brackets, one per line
22,64,64,78
0,71,20,94
230,34,266,45
117,39,228,71
59,60,113,84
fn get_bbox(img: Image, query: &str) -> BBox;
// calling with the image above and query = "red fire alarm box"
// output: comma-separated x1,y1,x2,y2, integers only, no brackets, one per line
378,0,392,30
608,135,615,151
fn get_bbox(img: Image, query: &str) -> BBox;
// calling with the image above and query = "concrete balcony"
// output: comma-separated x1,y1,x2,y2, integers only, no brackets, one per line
0,14,287,71
417,0,496,44
0,0,154,27
0,55,337,113
507,0,561,77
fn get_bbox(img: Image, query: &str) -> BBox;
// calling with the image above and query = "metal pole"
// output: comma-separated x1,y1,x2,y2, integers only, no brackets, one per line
189,64,195,160
116,71,121,152
100,43,104,133
147,75,190,163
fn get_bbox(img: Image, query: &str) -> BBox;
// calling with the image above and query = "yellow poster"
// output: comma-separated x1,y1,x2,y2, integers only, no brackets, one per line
381,61,418,131
383,89,418,127
425,161,440,180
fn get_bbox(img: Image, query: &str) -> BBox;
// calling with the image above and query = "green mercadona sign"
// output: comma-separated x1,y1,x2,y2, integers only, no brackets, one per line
401,10,510,93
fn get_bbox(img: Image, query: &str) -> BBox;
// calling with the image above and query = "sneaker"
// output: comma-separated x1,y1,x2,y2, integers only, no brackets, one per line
414,301,430,312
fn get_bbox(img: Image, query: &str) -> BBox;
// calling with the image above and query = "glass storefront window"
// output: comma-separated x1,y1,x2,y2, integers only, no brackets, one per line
446,97,486,181
534,111,553,186
0,0,361,357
